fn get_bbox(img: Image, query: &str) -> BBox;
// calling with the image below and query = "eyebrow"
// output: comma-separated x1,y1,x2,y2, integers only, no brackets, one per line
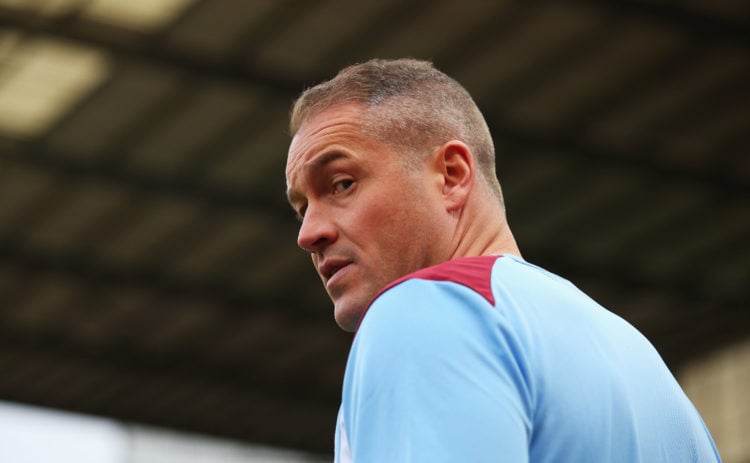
286,151,349,206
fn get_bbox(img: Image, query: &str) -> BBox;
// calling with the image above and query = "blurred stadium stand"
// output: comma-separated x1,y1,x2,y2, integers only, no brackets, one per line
0,0,747,458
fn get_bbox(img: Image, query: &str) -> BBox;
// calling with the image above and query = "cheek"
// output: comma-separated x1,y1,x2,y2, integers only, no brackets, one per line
366,201,426,258
344,178,438,263
344,196,406,250
371,197,408,230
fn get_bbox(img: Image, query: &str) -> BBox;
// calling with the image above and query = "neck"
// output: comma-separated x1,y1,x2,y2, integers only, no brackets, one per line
447,194,522,261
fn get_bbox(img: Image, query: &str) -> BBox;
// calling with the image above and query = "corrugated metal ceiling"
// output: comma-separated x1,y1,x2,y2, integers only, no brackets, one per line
0,0,747,453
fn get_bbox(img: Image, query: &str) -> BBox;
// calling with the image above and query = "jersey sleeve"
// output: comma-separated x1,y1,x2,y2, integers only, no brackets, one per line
339,277,534,463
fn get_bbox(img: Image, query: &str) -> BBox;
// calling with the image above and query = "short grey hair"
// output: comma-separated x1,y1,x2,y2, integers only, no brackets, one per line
290,58,502,200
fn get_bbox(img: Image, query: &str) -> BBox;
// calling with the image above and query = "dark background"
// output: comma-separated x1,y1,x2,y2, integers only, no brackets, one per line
0,0,747,454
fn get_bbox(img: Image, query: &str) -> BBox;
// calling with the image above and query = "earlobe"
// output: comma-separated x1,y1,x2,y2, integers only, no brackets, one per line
438,141,474,210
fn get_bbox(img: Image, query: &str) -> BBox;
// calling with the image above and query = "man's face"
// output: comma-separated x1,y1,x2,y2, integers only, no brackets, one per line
286,104,446,331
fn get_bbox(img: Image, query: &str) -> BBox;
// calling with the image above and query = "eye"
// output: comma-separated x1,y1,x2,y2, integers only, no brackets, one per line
295,204,307,222
333,179,354,194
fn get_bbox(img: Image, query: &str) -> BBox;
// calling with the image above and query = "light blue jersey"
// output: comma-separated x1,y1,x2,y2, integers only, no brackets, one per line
335,254,720,462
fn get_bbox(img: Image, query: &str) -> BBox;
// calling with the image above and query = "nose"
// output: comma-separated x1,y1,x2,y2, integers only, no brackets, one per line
297,204,337,253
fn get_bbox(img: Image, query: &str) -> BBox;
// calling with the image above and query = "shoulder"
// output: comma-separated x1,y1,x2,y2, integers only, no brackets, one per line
343,254,537,437
394,254,501,304
351,253,575,370
365,255,502,316
356,254,552,331
354,255,508,349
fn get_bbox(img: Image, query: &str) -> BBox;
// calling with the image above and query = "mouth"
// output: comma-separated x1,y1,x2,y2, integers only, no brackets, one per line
319,259,352,284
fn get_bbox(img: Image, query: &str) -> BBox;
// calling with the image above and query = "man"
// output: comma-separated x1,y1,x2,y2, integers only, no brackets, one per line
285,58,720,462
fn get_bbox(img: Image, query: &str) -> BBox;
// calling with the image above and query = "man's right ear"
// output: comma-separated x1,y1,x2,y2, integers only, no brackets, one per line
435,140,475,212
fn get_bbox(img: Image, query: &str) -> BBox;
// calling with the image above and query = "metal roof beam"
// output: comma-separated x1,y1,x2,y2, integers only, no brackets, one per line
0,7,299,94
0,7,747,195
572,0,750,46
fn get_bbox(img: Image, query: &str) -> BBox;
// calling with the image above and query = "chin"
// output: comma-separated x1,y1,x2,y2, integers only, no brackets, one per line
333,297,367,332
334,308,360,332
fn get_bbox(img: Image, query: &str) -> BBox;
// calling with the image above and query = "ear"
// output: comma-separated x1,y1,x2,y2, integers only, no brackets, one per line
434,140,475,211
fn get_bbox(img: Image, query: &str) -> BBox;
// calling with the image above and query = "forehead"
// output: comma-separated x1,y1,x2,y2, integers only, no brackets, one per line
285,104,377,178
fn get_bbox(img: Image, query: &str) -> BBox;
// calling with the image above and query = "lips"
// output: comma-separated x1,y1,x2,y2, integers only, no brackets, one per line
318,258,352,282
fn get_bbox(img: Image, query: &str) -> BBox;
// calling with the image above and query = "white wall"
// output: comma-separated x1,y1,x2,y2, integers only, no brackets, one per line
680,337,750,463
128,426,329,463
0,401,127,463
0,401,328,463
